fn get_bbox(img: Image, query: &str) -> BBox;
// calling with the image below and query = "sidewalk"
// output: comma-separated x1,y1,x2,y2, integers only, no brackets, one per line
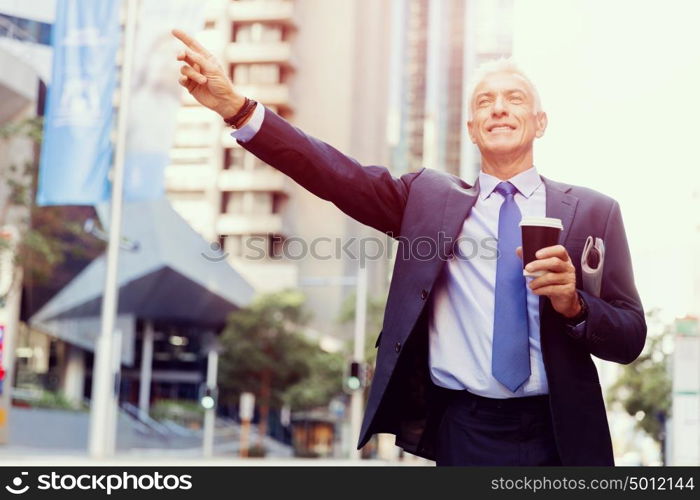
0,451,407,467
1,407,431,466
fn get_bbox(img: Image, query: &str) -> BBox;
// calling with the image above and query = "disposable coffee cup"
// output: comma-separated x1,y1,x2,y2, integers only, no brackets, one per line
519,216,563,277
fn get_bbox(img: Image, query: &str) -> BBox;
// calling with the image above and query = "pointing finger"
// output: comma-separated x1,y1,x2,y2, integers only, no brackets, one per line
172,29,210,56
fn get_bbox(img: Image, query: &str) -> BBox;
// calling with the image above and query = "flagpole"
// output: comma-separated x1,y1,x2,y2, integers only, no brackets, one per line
88,0,139,459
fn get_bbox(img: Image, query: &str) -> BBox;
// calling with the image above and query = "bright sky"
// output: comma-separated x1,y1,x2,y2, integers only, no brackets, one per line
512,0,700,323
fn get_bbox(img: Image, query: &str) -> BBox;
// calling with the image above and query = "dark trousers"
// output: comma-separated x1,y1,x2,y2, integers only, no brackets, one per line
434,387,563,466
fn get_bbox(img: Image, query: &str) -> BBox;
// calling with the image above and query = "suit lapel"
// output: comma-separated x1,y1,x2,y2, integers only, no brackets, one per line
440,176,480,246
542,175,578,246
539,175,579,317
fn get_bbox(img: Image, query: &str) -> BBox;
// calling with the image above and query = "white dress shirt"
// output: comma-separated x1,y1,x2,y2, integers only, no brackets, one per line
429,167,549,398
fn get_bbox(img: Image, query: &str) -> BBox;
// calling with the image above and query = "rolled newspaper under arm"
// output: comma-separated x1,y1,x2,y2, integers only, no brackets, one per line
581,236,605,298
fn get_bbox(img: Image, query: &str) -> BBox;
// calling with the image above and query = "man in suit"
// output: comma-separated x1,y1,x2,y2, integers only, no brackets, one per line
173,30,646,466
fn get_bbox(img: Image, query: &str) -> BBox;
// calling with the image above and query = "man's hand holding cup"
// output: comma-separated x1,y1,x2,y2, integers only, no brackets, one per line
516,216,581,320
516,244,581,319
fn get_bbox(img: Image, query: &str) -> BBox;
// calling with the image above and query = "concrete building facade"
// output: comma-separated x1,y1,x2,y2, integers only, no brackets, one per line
166,0,396,341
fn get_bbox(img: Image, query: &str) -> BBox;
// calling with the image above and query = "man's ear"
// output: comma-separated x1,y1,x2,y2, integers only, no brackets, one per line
535,111,548,138
467,119,476,144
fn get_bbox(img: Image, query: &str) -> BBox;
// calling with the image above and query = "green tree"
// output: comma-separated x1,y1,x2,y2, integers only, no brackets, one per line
606,308,672,462
218,289,344,446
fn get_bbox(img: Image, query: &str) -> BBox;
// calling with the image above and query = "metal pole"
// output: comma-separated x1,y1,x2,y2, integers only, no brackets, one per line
202,348,218,458
87,0,139,459
105,328,122,456
138,321,154,419
349,260,368,459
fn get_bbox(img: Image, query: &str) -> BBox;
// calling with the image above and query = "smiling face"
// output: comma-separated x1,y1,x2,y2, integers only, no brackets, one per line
467,71,547,158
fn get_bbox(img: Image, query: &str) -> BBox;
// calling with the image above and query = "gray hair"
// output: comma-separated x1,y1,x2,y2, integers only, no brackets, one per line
465,57,543,119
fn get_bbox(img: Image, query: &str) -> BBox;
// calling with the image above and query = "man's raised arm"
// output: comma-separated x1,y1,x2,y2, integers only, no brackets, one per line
172,29,421,237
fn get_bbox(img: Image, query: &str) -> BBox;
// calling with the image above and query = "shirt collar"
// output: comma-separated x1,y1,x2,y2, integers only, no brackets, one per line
478,165,542,201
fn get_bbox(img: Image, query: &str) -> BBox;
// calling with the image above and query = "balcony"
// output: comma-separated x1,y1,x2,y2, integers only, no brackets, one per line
219,169,288,192
169,147,212,165
165,164,214,191
176,106,218,124
225,41,293,65
229,1,295,25
173,128,214,148
217,213,283,235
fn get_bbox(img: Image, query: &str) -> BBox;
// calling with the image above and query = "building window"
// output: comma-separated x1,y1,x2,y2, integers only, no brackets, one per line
252,192,272,213
270,234,285,259
0,14,52,45
271,193,285,214
223,147,246,170
234,22,282,43
223,192,245,214
232,63,281,85
253,157,270,170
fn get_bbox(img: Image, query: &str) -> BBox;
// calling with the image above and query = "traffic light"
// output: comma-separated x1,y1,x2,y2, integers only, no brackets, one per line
200,387,217,410
346,361,363,392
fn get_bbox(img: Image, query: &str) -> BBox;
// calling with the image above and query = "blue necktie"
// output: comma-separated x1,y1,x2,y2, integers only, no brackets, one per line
492,181,531,392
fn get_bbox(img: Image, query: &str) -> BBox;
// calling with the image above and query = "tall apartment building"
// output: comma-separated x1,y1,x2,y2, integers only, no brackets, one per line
168,0,297,293
167,0,394,338
388,0,514,180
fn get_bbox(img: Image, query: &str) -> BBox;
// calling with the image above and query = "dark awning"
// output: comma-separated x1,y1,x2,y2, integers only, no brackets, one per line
30,199,255,328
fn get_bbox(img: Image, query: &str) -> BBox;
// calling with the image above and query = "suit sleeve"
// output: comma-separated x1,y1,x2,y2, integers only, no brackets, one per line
566,200,647,364
236,106,423,237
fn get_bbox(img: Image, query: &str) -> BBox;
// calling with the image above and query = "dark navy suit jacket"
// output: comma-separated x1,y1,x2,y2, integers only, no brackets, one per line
238,107,647,465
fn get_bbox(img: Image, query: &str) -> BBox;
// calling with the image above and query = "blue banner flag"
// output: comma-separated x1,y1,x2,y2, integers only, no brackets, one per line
36,0,121,206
